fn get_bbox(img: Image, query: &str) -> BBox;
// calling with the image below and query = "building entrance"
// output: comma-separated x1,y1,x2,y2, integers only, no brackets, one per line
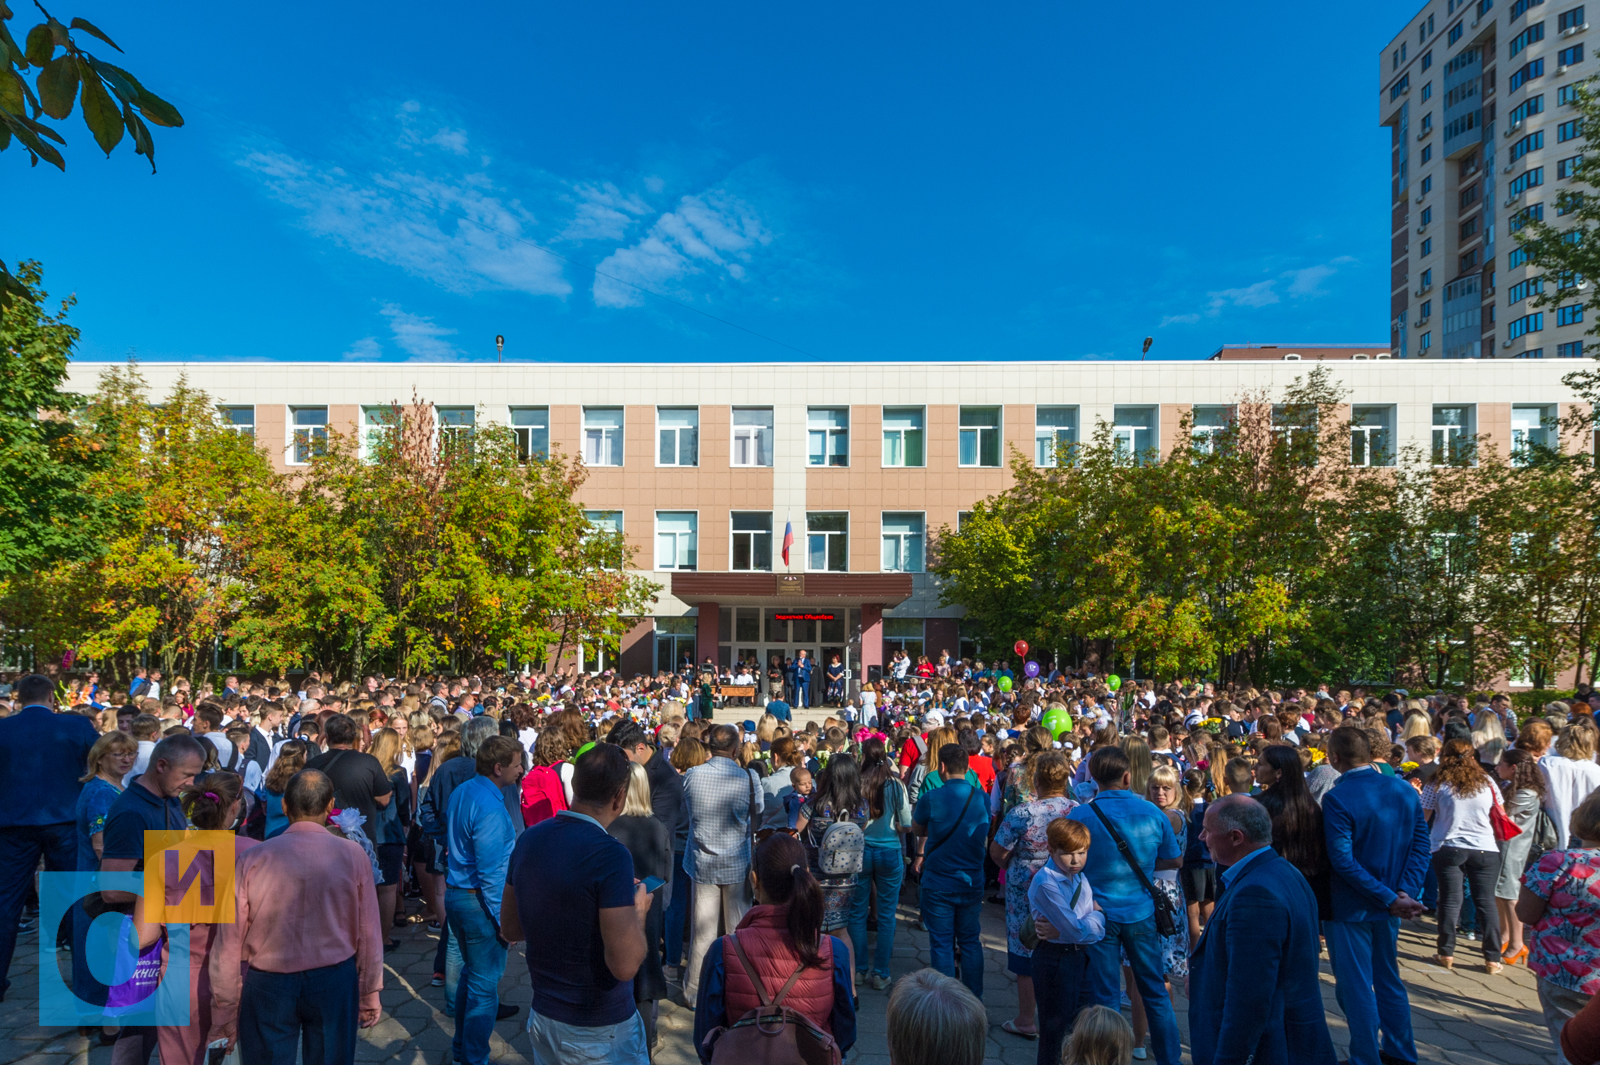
720,605,858,708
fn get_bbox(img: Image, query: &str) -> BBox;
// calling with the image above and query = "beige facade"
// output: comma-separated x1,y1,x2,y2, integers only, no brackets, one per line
1382,0,1593,361
65,357,1594,683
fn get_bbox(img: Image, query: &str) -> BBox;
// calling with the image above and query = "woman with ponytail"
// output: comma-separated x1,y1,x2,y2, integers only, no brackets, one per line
692,833,857,1063
139,770,260,1065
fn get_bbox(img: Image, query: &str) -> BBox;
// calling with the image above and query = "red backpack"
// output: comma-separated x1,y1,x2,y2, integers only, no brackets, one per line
521,764,567,826
702,933,841,1065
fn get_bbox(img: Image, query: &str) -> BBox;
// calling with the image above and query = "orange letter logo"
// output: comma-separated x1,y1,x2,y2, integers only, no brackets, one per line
143,831,235,923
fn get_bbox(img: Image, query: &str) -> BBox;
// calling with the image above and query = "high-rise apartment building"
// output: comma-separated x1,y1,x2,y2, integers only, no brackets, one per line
1383,0,1591,359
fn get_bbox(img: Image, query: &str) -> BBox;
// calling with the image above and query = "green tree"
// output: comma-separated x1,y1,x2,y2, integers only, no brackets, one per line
0,261,106,577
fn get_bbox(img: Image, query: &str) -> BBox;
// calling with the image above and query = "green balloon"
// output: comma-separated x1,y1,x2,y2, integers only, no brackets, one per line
1041,707,1073,739
1107,674,1122,691
997,676,1013,693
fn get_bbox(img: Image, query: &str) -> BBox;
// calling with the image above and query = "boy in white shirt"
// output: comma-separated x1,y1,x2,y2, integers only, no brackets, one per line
1028,818,1105,1065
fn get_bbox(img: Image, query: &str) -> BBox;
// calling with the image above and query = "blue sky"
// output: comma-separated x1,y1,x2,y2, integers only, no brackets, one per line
9,1,1407,363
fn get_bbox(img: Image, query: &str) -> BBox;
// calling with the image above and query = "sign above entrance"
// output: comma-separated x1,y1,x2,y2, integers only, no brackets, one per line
774,613,835,621
777,574,805,596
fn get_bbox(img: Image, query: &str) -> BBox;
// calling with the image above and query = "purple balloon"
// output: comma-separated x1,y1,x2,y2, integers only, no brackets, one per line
1024,660,1041,678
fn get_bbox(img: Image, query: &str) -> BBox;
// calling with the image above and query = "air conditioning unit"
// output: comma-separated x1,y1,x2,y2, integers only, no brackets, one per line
1418,129,1431,140
1507,119,1524,137
1561,22,1588,36
1417,318,1431,327
1417,224,1428,234
1375,353,1393,359
1352,353,1371,360
1559,63,1571,73
1504,339,1515,347
1504,164,1515,172
1282,354,1302,361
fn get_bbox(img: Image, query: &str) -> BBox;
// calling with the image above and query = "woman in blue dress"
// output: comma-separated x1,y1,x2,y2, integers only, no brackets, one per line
72,730,139,1039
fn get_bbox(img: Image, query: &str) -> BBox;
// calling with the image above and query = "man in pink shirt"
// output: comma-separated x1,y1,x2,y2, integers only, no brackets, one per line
210,769,384,1065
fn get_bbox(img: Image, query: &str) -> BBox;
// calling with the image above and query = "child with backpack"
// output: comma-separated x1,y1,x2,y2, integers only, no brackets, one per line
693,834,857,1064
795,753,869,987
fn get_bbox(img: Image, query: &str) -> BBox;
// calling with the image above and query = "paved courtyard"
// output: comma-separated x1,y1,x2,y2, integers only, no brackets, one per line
0,895,1565,1065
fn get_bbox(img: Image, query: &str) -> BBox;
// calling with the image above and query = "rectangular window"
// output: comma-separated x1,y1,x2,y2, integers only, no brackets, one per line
1510,276,1546,303
1461,182,1480,208
1461,249,1481,271
1422,298,1435,319
1451,20,1465,43
1561,43,1585,63
1420,330,1434,352
1392,73,1411,101
1422,236,1434,256
1422,143,1433,163
1508,310,1546,337
1433,405,1474,465
583,510,624,571
1511,130,1547,161
1512,21,1547,57
1351,406,1396,467
1561,83,1584,103
958,406,1001,467
1424,80,1434,101
510,406,549,463
1523,347,1545,357
1511,204,1547,231
730,512,773,572
1424,49,1434,70
1191,405,1231,453
1510,246,1534,267
1510,167,1547,195
583,407,624,466
1511,58,1547,89
731,407,774,467
806,512,848,572
1559,302,1585,323
1513,0,1547,18
219,407,254,439
1512,404,1556,462
1560,118,1584,141
1423,174,1434,194
1111,406,1158,465
1461,216,1482,241
1561,4,1586,29
1422,267,1435,287
289,406,327,465
437,407,474,456
359,404,399,461
1421,111,1435,134
1482,0,1495,19
1559,339,1587,355
1559,191,1585,213
1422,205,1433,225
656,407,699,467
1559,270,1587,288
880,513,925,573
882,406,925,467
654,511,698,571
1510,95,1547,124
1560,154,1585,177
806,407,849,467
1035,406,1079,466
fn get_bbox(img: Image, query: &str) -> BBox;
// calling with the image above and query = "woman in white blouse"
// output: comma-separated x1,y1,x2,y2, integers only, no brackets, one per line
1422,737,1507,974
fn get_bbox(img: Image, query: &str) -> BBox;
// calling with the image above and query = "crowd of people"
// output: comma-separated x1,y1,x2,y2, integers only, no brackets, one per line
1,661,1600,1065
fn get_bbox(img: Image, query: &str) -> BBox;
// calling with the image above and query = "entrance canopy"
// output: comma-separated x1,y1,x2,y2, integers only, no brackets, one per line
669,572,914,609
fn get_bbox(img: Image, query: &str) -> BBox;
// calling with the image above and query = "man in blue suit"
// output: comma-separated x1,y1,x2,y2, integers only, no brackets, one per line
791,650,813,709
1321,726,1431,1065
1189,794,1335,1065
0,674,98,999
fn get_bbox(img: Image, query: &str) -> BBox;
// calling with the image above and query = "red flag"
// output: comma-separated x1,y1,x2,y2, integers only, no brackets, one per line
782,520,794,566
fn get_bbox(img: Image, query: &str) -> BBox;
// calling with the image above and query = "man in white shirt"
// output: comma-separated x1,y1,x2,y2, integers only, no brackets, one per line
1539,723,1600,848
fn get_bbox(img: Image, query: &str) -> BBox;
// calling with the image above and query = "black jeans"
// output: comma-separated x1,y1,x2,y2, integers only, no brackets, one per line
0,822,76,994
1433,845,1500,962
1033,941,1092,1065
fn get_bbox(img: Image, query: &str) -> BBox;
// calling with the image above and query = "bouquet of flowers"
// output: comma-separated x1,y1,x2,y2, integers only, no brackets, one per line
1196,717,1224,735
1308,748,1327,765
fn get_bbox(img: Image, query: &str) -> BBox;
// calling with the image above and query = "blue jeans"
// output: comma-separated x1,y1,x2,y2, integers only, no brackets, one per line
1086,915,1180,1065
847,846,905,977
239,955,358,1065
0,822,75,994
1325,918,1416,1065
445,888,509,1065
920,884,983,999
664,850,689,970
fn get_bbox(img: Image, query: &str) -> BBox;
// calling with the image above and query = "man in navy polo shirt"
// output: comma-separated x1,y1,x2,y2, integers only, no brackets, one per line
911,743,991,1000
501,744,651,1065
98,733,207,901
0,674,98,999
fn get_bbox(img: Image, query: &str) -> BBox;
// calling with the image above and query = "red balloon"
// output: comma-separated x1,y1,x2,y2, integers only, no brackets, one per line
1013,640,1029,657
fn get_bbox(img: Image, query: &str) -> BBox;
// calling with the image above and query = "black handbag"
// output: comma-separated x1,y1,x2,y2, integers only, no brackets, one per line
1088,800,1179,938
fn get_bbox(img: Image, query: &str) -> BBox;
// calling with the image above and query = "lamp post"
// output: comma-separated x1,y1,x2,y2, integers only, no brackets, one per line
1141,336,1153,361
495,335,504,363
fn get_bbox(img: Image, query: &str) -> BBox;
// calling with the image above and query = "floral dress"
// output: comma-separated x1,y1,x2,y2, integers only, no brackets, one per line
993,795,1078,956
1524,847,1600,994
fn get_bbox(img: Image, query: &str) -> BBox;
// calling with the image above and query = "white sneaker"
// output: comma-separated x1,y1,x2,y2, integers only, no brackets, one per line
1131,1049,1147,1061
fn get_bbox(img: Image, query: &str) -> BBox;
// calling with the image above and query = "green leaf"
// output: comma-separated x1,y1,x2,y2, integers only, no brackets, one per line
0,69,22,114
23,22,52,67
36,54,78,120
76,59,121,156
0,108,64,168
99,63,182,127
123,100,153,172
0,122,10,151
68,17,123,53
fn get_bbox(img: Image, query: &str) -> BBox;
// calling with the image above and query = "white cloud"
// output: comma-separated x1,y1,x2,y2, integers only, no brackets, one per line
1207,280,1281,313
380,304,459,359
559,182,652,242
343,336,382,360
1159,313,1202,327
593,190,772,308
1161,256,1360,325
237,148,573,299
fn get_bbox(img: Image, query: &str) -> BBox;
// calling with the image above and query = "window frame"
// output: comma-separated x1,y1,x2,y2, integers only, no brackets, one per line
730,407,774,468
582,406,625,467
806,407,850,467
656,406,700,468
1034,405,1079,467
880,512,926,574
806,512,849,573
359,404,400,462
218,406,255,440
1350,405,1397,467
1432,404,1476,466
729,511,774,572
881,406,926,468
287,405,329,466
510,406,550,463
957,406,1002,467
653,510,699,572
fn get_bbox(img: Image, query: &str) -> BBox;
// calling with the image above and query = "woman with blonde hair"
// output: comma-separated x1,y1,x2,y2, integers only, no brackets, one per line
910,726,958,799
1063,1004,1135,1065
1120,734,1154,798
368,727,411,943
607,763,672,1049
671,735,710,772
71,730,138,1035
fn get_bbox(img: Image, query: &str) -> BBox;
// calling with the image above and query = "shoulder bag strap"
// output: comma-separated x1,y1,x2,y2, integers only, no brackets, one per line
726,927,774,1004
1088,800,1162,905
925,784,978,858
